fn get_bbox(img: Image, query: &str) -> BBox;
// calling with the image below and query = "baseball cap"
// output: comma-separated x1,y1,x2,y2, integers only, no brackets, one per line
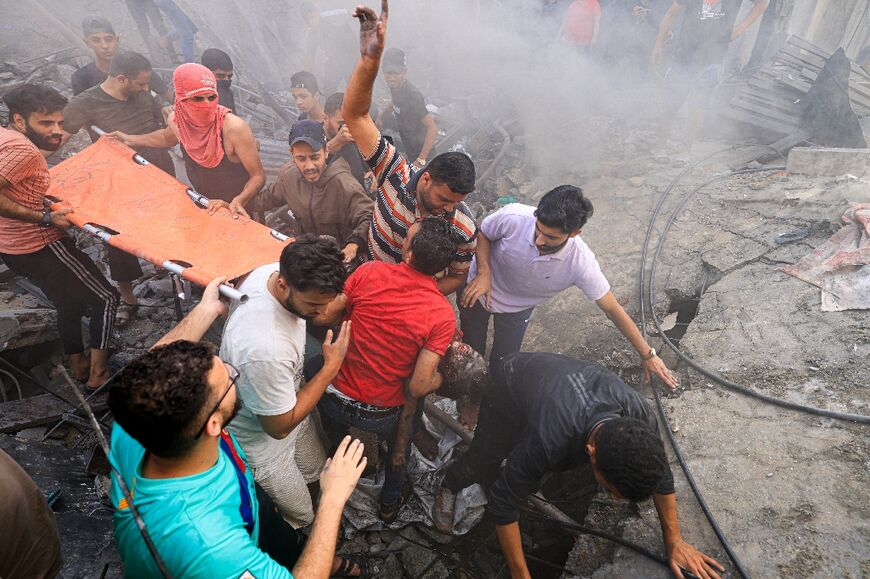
290,71,320,94
382,48,406,73
82,15,115,37
288,120,327,151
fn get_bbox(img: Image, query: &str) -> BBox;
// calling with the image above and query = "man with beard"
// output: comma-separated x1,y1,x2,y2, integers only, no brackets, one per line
459,186,679,388
245,120,372,263
0,84,119,389
220,236,351,528
108,63,264,217
108,278,369,578
342,0,478,296
201,47,236,113
63,51,176,327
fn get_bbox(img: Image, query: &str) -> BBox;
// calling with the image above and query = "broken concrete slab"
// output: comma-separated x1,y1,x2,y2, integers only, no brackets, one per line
786,147,870,177
0,392,107,434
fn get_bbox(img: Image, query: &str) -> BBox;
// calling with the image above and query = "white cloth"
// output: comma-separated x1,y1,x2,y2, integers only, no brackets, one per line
468,204,611,313
221,264,325,526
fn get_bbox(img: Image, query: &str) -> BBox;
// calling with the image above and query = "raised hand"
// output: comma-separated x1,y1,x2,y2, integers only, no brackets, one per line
352,0,388,61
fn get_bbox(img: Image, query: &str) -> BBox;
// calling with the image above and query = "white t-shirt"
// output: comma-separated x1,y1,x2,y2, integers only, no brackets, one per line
221,263,306,466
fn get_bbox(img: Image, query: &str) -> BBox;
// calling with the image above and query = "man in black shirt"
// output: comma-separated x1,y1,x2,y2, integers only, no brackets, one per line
201,48,236,113
651,0,769,148
381,48,437,169
71,16,172,102
435,353,724,579
62,51,176,327
323,92,372,190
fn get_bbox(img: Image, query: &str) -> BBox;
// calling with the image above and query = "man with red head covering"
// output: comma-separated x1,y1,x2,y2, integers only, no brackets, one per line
108,63,265,217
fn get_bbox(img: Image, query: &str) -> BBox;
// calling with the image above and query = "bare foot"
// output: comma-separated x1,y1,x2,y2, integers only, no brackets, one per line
458,399,480,432
69,353,90,382
412,428,439,461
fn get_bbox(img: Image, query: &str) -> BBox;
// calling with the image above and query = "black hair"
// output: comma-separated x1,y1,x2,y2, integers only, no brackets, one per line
201,48,234,71
535,185,594,233
409,217,460,276
437,342,487,404
109,51,152,78
2,84,67,123
291,70,320,95
425,152,475,195
82,15,115,37
108,341,216,459
324,92,344,116
595,418,669,502
279,234,346,295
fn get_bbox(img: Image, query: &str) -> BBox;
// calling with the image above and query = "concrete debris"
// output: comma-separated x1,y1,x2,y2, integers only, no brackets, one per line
786,147,870,177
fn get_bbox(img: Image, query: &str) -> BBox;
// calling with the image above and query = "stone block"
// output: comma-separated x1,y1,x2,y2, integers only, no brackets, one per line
786,147,870,177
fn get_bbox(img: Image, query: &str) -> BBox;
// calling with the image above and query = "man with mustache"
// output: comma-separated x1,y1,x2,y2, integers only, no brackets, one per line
0,84,119,389
459,185,679,388
220,236,351,529
246,120,373,264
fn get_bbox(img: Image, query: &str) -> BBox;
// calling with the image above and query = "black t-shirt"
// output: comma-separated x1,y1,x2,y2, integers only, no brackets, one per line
674,0,749,68
62,85,175,175
333,142,368,187
71,61,170,99
389,81,429,162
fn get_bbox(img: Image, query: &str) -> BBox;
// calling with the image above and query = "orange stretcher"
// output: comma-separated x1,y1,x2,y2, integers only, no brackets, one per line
47,132,291,302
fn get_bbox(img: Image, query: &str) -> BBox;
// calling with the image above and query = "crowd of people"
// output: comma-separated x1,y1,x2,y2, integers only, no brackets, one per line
0,1,762,578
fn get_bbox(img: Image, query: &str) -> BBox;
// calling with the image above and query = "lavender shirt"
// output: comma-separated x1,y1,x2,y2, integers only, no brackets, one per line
467,204,611,313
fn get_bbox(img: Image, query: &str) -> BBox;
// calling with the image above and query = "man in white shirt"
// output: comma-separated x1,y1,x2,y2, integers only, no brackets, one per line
221,235,351,528
460,185,678,388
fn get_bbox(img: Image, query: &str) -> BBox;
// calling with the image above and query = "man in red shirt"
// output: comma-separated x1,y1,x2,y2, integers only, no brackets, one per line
314,217,477,523
557,0,601,49
0,85,119,388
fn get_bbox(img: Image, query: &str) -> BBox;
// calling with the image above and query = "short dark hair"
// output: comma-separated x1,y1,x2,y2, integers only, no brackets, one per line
3,84,67,123
201,48,233,72
82,15,115,37
595,418,669,502
279,235,346,295
291,70,320,95
108,341,216,459
409,217,460,276
535,185,594,233
324,92,344,116
425,152,475,195
109,51,152,78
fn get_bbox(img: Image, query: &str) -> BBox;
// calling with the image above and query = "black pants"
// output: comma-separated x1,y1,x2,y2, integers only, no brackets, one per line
256,483,306,570
0,238,119,354
458,287,534,366
107,246,143,284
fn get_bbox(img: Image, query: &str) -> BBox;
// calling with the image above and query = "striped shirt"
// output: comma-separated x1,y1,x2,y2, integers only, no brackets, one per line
0,128,63,255
365,134,477,276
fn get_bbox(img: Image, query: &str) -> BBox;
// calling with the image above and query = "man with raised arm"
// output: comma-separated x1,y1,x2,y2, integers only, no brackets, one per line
341,0,477,296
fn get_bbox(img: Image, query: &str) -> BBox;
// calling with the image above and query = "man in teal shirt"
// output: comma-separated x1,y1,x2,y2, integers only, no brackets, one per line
108,277,367,578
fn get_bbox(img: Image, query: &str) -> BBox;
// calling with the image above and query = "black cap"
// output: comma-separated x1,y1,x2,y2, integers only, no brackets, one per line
201,48,233,71
290,71,320,94
82,15,115,37
382,48,406,73
288,120,327,151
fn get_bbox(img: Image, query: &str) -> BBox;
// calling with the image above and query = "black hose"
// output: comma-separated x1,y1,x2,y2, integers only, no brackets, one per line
647,167,870,424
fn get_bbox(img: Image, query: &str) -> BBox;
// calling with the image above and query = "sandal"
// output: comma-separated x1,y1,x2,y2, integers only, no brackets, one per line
115,302,139,327
378,480,412,525
332,554,369,578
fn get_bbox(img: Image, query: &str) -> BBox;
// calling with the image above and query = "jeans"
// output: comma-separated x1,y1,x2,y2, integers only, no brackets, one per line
458,288,534,366
317,392,422,507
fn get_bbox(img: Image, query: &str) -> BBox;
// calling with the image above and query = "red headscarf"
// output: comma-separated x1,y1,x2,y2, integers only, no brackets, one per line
173,63,231,168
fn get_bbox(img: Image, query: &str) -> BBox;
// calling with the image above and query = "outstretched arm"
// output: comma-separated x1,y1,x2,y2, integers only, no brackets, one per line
342,0,389,159
654,492,725,579
152,277,228,348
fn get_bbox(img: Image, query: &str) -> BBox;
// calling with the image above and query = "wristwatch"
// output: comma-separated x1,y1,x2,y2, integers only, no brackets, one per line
38,209,53,228
642,347,657,361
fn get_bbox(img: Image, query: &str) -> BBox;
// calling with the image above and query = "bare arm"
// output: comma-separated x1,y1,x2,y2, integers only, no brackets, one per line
342,0,389,159
595,291,678,388
416,113,438,164
731,0,769,40
651,1,683,64
105,126,178,149
495,522,532,579
311,293,348,327
406,348,443,399
436,272,467,296
257,322,350,440
653,492,724,579
459,232,492,308
0,173,71,228
224,115,267,218
292,437,366,579
152,277,228,348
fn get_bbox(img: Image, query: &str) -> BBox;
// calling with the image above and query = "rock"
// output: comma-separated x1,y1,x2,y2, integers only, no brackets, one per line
0,72,15,82
378,554,403,578
401,544,437,577
786,147,870,177
629,176,645,187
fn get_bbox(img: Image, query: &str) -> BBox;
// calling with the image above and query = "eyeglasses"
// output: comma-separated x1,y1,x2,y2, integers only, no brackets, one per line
194,362,240,439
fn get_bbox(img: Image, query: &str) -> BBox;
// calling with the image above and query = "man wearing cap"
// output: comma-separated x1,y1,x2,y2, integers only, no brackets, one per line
248,120,373,263
290,71,324,122
381,48,437,169
108,63,265,217
343,2,478,296
201,48,236,113
71,16,172,102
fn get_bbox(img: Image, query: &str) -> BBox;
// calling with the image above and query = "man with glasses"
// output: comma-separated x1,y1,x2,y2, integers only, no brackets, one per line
108,277,369,578
221,236,351,529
